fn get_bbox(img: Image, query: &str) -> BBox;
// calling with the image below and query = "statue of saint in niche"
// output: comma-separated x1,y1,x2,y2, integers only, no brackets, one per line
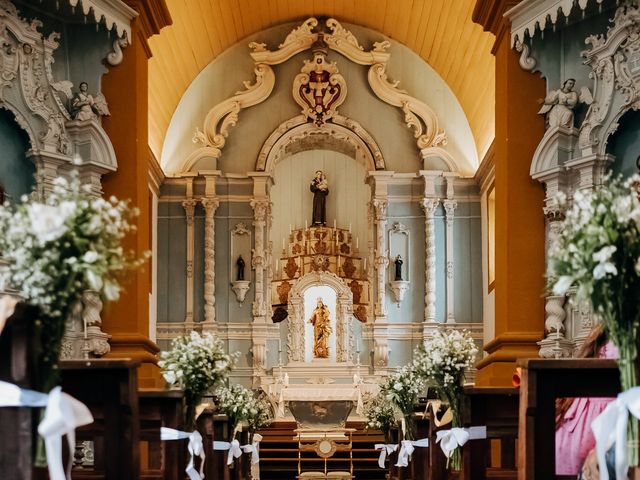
310,170,329,226
236,254,245,281
394,254,403,281
309,297,332,358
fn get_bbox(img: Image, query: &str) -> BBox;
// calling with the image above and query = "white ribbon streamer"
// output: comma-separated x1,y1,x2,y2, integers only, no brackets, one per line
213,438,243,465
241,433,263,464
395,438,429,467
591,386,640,480
435,426,486,459
374,443,398,468
0,381,94,480
160,427,206,480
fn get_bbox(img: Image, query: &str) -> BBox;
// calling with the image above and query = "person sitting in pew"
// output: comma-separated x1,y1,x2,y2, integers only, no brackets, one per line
555,324,619,476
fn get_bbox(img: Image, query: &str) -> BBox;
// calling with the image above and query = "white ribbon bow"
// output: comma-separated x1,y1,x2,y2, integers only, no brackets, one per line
213,438,243,465
241,433,263,464
395,438,429,467
160,427,206,480
374,443,398,468
591,386,640,480
435,426,486,459
0,381,93,480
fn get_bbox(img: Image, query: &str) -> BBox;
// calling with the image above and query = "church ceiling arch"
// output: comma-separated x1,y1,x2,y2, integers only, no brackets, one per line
148,0,495,168
163,19,475,175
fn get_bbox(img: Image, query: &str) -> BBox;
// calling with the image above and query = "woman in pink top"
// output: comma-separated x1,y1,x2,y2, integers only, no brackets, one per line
555,325,619,476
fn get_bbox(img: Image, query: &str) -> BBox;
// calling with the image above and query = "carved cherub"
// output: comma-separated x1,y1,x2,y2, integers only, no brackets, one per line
538,78,593,129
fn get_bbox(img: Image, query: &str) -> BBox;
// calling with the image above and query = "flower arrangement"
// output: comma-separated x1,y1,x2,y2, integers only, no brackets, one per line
0,171,146,391
159,331,236,428
412,328,478,468
216,384,272,441
363,394,397,442
380,366,426,440
549,174,640,467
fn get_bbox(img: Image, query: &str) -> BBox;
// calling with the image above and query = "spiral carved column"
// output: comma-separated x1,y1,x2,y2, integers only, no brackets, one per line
421,198,439,325
201,197,219,325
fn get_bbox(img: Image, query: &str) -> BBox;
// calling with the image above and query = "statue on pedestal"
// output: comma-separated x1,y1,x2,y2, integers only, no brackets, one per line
310,170,329,226
309,298,332,358
236,255,245,281
394,254,403,281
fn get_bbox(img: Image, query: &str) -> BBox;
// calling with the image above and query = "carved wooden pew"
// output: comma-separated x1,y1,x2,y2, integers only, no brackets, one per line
0,303,41,480
138,389,185,480
60,359,141,480
517,358,621,479
459,386,519,480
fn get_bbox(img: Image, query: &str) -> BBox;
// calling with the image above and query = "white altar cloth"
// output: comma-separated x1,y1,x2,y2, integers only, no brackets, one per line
269,383,380,418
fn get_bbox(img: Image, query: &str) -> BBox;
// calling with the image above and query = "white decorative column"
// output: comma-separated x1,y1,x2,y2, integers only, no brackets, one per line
201,197,219,325
250,198,270,324
182,198,197,324
372,198,389,320
443,198,457,323
421,198,439,325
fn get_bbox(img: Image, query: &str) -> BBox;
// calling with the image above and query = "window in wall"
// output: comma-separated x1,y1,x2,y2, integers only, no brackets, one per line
487,185,496,292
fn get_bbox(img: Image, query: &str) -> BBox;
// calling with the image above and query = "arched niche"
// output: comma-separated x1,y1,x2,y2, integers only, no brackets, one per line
256,115,385,174
286,271,353,364
0,107,35,201
606,109,640,179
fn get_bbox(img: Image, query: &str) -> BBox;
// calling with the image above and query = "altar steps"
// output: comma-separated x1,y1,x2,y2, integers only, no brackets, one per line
257,420,387,480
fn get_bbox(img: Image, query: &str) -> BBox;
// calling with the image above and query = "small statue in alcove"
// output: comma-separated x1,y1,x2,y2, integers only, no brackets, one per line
394,254,403,281
236,254,245,281
310,170,329,226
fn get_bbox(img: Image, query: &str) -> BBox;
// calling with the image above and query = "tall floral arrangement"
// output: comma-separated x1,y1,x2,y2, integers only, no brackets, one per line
413,328,478,468
363,394,397,443
549,175,640,467
216,384,272,441
380,366,426,440
0,172,146,391
159,331,236,428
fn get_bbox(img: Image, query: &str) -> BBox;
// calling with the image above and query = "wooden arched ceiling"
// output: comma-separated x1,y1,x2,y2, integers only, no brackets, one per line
147,0,495,170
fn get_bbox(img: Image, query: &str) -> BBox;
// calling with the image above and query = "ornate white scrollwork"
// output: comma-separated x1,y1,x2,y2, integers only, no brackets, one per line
181,17,446,173
292,41,347,126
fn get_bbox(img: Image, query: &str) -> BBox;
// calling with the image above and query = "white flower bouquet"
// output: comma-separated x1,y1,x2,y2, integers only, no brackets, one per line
412,328,478,468
0,171,146,391
159,331,236,428
215,384,272,440
549,174,640,466
380,366,426,440
363,394,397,442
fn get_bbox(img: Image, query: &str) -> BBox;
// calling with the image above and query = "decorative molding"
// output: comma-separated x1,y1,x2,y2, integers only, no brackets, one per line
232,222,251,235
506,0,604,46
579,3,640,157
292,41,347,126
66,0,138,39
514,38,537,71
176,17,446,174
256,114,386,173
